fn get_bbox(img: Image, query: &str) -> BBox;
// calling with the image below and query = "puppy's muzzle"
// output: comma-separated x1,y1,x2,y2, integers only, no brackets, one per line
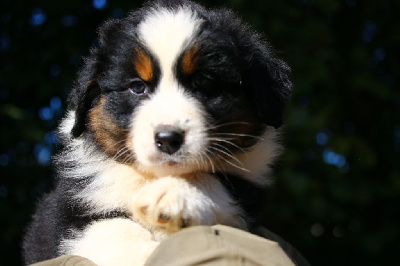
154,126,185,155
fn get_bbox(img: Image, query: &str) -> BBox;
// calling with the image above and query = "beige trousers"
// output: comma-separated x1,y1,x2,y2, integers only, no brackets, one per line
31,225,310,266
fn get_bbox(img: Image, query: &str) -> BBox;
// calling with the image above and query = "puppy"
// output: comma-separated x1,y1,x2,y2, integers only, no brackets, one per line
23,0,292,265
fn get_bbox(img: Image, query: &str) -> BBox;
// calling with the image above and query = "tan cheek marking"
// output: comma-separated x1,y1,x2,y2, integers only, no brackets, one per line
181,45,200,75
134,49,154,81
89,97,132,162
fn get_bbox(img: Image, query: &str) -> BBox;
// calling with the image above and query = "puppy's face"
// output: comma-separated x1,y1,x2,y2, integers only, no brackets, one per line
70,3,291,178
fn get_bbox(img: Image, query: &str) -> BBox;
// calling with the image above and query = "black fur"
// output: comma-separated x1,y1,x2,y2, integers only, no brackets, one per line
23,173,128,263
70,0,291,138
23,0,291,264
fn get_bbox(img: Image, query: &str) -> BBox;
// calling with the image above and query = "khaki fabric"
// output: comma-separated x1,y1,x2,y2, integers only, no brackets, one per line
31,255,96,266
145,225,308,266
31,225,309,266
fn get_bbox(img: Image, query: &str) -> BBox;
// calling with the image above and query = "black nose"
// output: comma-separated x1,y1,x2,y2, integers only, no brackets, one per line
154,127,184,155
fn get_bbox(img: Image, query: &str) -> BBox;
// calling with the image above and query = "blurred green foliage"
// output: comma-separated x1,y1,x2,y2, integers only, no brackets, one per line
1,0,399,265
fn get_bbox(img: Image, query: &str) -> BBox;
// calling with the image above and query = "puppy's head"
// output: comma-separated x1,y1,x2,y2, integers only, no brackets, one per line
67,0,291,177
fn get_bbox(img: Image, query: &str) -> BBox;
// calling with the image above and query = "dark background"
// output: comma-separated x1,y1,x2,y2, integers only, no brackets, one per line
1,0,399,265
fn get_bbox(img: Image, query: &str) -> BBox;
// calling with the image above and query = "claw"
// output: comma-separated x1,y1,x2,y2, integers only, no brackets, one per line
181,218,190,228
158,213,171,223
140,206,148,215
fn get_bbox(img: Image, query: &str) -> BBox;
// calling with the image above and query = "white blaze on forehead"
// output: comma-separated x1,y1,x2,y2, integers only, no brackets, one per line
132,7,206,177
138,7,202,84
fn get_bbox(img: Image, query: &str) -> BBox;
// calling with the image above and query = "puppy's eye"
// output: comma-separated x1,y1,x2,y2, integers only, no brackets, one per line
192,74,213,90
129,79,147,95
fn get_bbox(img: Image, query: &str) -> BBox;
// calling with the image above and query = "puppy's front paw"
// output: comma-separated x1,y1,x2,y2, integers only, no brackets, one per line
132,176,216,233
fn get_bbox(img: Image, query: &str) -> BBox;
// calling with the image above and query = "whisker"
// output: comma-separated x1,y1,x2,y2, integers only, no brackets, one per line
198,151,207,167
202,150,216,173
103,139,126,153
211,143,239,159
211,132,265,141
213,153,250,173
209,146,244,167
208,145,250,173
113,148,126,161
206,121,253,130
122,153,135,164
208,138,247,153
211,140,246,154
193,156,201,170
113,147,130,161
211,155,228,179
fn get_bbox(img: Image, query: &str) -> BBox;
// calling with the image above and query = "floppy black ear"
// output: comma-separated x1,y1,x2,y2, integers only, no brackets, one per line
208,8,292,128
69,18,122,138
68,48,103,139
242,49,292,129
69,79,101,138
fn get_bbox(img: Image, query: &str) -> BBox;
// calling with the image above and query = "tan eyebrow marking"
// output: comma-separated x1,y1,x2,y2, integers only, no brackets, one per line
181,45,200,75
133,48,154,81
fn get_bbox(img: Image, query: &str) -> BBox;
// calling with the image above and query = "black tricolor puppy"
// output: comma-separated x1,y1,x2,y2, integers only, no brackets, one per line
23,0,292,264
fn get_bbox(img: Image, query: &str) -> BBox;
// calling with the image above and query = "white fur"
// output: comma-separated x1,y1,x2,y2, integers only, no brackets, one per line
131,88,209,177
131,7,212,178
59,112,244,234
58,112,146,214
131,175,246,233
138,7,202,84
55,7,282,266
226,128,283,185
57,109,244,244
60,218,159,266
134,8,281,184
58,114,245,263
